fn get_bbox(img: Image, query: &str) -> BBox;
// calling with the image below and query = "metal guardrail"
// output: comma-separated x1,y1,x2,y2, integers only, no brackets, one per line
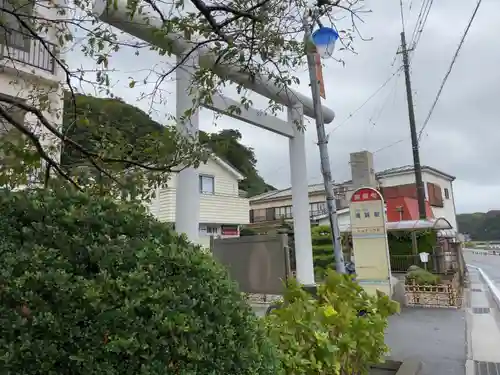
390,254,441,273
466,249,500,256
1,28,56,73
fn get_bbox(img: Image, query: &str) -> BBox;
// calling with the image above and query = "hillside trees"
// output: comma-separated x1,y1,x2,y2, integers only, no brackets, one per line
457,211,500,241
61,94,274,196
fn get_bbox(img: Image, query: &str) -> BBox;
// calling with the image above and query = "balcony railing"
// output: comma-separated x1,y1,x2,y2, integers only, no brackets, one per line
250,204,341,224
0,28,56,74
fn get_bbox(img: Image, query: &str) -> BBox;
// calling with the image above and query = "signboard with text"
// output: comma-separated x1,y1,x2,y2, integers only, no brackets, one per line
350,187,392,297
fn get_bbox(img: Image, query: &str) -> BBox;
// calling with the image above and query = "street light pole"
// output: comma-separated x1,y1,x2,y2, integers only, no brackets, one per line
303,14,346,274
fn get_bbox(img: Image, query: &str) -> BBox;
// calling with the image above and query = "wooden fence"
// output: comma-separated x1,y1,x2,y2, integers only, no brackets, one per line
405,272,462,308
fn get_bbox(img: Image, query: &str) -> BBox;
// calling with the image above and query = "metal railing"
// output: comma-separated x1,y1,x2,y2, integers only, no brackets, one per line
0,28,56,73
390,254,442,273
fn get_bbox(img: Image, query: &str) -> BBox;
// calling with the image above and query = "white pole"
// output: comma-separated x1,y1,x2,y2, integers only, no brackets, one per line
303,13,346,274
175,54,200,242
288,105,315,286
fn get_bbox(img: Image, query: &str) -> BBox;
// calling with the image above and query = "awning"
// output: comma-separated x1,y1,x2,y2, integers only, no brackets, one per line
437,229,457,238
336,217,453,233
387,217,452,231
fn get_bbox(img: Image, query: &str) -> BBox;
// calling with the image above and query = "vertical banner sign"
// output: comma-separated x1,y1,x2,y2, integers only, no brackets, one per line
350,187,392,297
314,53,326,99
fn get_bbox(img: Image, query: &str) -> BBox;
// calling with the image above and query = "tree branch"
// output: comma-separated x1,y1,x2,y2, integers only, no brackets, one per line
0,93,186,173
0,105,82,191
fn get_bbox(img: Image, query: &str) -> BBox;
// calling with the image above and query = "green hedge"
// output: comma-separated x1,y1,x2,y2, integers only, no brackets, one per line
0,188,280,374
387,230,437,255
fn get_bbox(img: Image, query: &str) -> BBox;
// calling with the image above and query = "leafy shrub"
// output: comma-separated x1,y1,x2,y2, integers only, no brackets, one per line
387,230,437,255
265,271,400,375
240,226,257,236
406,267,441,285
0,188,281,375
311,225,351,279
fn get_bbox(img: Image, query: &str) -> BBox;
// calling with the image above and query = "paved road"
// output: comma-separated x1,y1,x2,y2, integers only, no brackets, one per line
464,250,500,286
385,308,466,375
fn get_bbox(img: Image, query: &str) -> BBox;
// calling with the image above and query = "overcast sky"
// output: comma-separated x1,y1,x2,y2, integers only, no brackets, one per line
68,0,499,214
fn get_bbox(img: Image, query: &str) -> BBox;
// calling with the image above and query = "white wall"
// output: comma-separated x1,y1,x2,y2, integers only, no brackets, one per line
422,172,457,230
150,158,249,225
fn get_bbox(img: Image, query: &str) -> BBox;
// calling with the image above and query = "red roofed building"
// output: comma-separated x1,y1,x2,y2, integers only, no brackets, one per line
384,196,434,222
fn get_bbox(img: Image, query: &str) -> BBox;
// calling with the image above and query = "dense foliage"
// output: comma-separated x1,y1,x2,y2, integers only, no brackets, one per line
457,211,500,241
61,94,275,197
265,271,400,375
311,225,351,278
406,267,441,286
387,230,437,255
0,188,281,374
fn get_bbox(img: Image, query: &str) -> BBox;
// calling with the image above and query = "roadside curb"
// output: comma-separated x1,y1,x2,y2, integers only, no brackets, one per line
468,264,500,310
465,265,500,374
465,290,474,375
464,287,473,361
395,359,422,375
373,358,422,375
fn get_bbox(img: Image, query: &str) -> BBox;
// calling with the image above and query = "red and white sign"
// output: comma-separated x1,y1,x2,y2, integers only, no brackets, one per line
221,226,239,236
350,187,382,203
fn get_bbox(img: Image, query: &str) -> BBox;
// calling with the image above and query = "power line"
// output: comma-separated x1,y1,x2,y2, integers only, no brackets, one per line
363,71,402,150
369,71,402,127
418,0,484,141
409,0,428,45
326,66,403,136
411,0,434,52
373,137,408,154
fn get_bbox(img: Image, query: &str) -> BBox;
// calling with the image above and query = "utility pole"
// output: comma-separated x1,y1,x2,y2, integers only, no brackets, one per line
400,31,427,220
303,15,345,274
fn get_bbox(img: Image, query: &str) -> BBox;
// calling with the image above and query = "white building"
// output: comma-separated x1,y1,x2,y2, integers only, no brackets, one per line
149,155,250,247
0,0,64,160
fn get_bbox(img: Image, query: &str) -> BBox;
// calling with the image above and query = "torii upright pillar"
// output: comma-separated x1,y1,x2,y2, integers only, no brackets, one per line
175,55,200,242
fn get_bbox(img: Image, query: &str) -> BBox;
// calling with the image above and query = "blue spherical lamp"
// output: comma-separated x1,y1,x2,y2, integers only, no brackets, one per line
311,27,339,58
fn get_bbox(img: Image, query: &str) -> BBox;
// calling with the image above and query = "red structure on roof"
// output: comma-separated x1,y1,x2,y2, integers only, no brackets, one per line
385,197,434,222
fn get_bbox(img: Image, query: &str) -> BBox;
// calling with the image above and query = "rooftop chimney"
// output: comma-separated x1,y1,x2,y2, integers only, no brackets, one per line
350,151,376,189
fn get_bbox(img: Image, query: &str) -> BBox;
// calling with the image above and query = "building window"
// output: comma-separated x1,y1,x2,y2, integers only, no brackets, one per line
199,224,220,236
444,188,450,199
275,206,285,218
276,206,292,218
199,175,214,194
309,202,326,215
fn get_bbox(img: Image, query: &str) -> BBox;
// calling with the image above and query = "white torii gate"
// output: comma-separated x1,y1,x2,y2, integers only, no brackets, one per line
93,0,336,285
